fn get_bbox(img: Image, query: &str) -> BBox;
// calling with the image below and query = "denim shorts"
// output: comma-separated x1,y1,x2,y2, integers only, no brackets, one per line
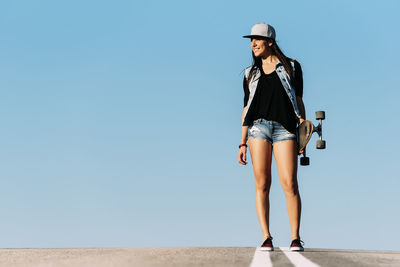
247,118,297,144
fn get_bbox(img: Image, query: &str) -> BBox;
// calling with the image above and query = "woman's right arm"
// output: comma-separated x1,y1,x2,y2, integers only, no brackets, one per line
238,74,250,165
238,106,249,165
240,106,249,145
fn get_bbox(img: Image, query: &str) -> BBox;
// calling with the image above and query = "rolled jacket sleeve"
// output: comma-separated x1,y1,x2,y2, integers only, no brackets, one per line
293,60,303,98
243,75,249,108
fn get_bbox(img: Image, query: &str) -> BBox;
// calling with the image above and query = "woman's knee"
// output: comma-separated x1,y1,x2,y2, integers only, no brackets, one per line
254,175,272,192
281,178,299,196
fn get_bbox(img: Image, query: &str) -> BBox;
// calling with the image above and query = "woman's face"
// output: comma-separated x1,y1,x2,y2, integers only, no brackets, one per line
251,38,272,57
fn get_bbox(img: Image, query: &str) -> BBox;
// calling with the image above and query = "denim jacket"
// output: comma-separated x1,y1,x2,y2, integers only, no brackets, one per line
242,58,302,126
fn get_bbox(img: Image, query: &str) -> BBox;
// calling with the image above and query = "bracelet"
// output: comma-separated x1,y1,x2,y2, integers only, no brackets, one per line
238,143,247,149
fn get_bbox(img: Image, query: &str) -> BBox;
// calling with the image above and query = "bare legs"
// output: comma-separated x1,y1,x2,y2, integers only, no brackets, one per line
248,137,301,241
273,140,302,240
248,137,273,241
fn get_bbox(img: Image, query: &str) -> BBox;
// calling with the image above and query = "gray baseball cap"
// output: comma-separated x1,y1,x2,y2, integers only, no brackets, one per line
242,23,276,40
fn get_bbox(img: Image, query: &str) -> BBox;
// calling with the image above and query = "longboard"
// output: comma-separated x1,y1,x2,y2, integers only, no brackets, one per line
297,120,314,153
297,111,326,166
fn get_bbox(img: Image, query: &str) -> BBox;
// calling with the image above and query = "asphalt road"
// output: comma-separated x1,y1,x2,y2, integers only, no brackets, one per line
0,247,399,267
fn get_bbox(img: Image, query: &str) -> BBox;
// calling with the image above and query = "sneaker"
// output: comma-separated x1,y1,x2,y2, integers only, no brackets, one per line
290,238,305,251
260,236,274,251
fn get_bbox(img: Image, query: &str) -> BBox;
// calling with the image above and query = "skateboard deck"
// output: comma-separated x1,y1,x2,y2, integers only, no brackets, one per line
297,120,314,152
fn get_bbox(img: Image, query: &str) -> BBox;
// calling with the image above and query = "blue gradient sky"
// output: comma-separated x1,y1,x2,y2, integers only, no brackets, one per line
1,0,399,250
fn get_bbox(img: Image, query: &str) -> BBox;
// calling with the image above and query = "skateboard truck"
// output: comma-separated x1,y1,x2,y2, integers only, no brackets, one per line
298,111,326,166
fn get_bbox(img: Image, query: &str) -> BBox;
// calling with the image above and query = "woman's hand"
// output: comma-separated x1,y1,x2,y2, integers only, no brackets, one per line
237,146,248,165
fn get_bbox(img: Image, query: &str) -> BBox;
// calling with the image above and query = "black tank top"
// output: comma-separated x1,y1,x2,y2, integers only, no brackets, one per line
243,67,301,135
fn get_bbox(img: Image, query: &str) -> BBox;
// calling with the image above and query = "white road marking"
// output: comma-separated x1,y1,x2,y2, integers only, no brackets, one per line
249,247,273,267
279,247,320,267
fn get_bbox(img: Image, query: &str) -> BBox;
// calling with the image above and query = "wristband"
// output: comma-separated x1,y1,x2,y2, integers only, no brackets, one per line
239,144,247,149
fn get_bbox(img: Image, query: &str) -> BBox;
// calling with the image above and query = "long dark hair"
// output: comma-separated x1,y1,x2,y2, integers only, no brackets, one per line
246,37,294,86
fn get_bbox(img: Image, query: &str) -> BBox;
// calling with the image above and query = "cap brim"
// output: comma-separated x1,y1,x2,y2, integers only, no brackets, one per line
242,35,271,40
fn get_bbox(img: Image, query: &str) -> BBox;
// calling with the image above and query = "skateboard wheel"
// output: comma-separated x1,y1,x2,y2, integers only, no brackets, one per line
316,140,326,149
300,156,309,166
315,111,325,120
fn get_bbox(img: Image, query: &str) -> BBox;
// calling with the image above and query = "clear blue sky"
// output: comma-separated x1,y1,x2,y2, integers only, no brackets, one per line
0,0,399,250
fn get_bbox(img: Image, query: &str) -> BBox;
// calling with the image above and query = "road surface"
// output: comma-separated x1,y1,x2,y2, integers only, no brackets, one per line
0,247,399,266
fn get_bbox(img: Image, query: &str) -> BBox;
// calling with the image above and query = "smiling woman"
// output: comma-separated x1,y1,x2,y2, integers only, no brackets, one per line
237,23,306,252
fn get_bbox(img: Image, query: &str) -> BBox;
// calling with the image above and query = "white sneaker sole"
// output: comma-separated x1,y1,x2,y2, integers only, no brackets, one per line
290,247,304,251
260,247,274,251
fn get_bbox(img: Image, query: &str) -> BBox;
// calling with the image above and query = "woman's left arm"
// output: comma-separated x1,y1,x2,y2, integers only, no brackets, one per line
297,96,306,124
294,59,306,124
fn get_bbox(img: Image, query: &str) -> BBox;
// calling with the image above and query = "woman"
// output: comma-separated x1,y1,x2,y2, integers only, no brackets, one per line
237,23,306,252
